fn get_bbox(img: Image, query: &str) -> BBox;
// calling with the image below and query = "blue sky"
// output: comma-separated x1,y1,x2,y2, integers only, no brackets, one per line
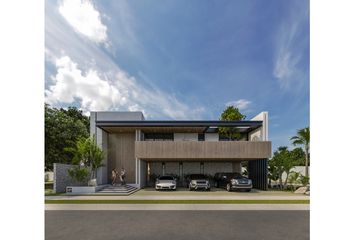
45,0,309,150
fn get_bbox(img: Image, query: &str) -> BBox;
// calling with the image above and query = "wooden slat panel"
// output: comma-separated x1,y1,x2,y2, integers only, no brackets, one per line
135,141,271,160
107,133,136,183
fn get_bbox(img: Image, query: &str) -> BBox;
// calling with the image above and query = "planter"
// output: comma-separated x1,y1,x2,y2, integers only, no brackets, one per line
66,185,105,194
88,179,97,186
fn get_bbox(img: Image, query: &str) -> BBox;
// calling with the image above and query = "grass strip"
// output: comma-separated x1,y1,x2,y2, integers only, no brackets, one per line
45,199,309,204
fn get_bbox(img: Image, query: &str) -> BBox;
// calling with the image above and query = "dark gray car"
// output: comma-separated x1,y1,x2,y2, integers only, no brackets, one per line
215,172,252,192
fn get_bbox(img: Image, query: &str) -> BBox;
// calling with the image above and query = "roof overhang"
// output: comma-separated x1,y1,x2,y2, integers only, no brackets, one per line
96,120,263,134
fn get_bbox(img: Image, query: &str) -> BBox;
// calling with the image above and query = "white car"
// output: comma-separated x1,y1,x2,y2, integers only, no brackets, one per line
155,175,177,190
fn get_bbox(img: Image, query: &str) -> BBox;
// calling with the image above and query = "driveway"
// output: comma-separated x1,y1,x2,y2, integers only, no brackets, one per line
45,210,309,240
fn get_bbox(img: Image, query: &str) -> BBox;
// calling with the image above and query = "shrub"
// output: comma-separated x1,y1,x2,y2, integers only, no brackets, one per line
300,175,310,186
68,166,90,183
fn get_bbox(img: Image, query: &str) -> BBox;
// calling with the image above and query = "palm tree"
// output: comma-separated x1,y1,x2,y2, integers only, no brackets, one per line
290,127,310,177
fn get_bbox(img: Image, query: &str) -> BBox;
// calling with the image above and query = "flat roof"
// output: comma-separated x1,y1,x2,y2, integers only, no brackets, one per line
96,120,263,134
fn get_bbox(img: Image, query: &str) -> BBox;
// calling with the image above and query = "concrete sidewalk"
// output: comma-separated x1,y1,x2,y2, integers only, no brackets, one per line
45,203,309,211
46,188,309,201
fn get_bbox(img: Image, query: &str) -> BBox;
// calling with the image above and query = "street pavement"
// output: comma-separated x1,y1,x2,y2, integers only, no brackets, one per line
46,203,309,211
45,210,309,240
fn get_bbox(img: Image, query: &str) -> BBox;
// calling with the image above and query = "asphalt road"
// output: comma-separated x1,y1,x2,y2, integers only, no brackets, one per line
45,210,309,240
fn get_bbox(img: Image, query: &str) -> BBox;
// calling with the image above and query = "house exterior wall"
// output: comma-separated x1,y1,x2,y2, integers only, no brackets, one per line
279,166,311,183
135,141,271,160
248,112,268,141
107,133,136,184
53,163,87,193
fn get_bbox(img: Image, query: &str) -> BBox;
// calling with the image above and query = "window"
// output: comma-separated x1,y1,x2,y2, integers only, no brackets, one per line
198,133,205,141
144,133,173,141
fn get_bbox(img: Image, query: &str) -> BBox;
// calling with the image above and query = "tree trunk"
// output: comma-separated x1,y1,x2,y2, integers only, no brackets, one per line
305,147,309,177
278,170,283,189
284,172,289,188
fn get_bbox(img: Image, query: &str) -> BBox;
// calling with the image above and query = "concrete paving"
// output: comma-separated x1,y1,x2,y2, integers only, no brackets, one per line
45,210,309,240
46,188,309,200
45,203,309,211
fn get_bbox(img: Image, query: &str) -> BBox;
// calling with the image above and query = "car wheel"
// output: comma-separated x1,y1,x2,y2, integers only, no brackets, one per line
246,189,251,192
226,183,231,192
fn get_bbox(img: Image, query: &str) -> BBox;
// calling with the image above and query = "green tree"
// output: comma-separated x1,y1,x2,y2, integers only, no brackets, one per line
269,146,307,190
269,146,298,189
45,104,89,169
291,127,310,177
288,171,301,191
219,106,246,140
88,137,105,179
290,147,306,166
268,160,280,187
66,136,105,181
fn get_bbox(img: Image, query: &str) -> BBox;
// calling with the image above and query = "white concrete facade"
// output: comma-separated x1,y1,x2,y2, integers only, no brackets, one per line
249,112,268,141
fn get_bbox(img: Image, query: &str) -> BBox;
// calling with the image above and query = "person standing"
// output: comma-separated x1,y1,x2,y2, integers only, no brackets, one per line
120,167,126,186
111,168,117,186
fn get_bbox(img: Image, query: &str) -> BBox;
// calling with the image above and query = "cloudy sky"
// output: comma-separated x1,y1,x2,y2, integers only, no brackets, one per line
45,0,309,149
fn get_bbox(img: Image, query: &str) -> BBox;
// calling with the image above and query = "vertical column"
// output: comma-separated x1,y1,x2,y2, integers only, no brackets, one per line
135,129,141,187
248,159,268,190
179,162,183,187
200,162,204,174
162,162,166,175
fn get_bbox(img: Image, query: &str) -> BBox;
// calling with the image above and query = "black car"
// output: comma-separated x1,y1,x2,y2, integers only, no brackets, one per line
214,172,252,192
186,174,211,191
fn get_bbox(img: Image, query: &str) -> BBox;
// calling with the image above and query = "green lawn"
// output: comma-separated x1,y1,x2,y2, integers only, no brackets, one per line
45,199,309,204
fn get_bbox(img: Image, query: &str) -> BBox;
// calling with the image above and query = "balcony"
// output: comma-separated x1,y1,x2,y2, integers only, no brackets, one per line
135,141,271,160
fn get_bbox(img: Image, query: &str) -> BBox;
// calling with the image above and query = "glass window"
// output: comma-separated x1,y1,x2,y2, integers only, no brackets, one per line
144,133,174,141
198,133,205,141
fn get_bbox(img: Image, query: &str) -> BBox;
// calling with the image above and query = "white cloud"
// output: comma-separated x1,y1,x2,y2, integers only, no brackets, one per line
225,99,252,110
59,0,107,44
45,56,203,119
273,3,308,90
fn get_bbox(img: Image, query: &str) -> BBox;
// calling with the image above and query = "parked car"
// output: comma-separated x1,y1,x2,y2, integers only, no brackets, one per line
187,174,210,191
214,172,252,192
155,175,177,190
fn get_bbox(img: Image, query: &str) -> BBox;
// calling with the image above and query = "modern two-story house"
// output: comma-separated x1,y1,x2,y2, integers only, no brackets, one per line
90,111,271,190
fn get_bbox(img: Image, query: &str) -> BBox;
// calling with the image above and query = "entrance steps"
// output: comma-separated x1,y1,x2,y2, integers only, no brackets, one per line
97,184,139,195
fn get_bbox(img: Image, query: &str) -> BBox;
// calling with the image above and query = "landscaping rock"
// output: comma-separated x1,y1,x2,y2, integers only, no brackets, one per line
294,186,308,194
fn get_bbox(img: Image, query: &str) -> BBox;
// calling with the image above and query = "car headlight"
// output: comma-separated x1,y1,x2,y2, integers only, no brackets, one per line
231,179,237,185
191,180,196,184
248,179,252,185
206,180,209,185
